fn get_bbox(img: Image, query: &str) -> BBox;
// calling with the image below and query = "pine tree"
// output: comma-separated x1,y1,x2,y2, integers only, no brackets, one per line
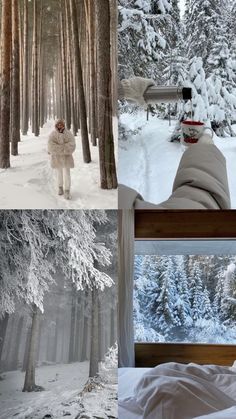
189,262,205,322
184,57,209,122
0,0,12,168
118,0,171,80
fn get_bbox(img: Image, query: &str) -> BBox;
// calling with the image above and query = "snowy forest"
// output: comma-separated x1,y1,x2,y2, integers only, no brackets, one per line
118,0,236,208
134,254,236,344
0,0,117,210
118,0,236,134
0,210,117,419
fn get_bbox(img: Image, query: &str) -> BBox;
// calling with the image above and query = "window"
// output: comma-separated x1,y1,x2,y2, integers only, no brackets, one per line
134,240,236,345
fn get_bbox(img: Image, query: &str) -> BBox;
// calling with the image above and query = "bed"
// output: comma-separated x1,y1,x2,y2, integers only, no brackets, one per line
118,362,236,418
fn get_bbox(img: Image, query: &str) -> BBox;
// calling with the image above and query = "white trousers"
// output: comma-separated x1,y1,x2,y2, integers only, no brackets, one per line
57,168,71,191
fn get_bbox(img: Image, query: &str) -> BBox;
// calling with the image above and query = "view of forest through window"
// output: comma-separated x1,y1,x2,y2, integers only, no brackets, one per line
134,253,236,344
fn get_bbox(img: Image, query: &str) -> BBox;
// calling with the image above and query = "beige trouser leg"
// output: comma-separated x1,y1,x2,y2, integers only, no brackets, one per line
64,168,71,191
57,168,63,188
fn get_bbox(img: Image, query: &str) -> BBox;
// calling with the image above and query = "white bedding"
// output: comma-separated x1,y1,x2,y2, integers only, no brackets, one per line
118,363,236,419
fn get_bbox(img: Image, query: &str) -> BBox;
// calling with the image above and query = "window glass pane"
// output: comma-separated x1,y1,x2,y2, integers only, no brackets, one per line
134,241,236,344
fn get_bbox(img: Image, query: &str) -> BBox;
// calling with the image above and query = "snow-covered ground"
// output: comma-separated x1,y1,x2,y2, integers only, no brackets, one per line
119,112,236,208
0,362,117,419
0,121,117,209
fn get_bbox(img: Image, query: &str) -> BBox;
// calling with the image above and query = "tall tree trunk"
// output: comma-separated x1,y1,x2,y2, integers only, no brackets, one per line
0,313,9,362
110,0,118,116
70,0,91,163
11,0,20,156
22,0,29,135
89,289,99,377
60,2,69,126
23,305,40,392
87,0,97,146
95,0,117,189
81,312,88,362
22,323,31,372
0,0,12,168
10,316,24,370
68,290,76,363
31,0,39,137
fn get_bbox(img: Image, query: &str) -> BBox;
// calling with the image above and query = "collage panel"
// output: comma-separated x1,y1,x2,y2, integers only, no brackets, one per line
0,0,117,210
118,210,236,419
0,209,117,419
118,0,236,210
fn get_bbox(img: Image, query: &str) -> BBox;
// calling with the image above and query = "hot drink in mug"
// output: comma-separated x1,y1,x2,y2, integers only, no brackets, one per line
181,121,214,146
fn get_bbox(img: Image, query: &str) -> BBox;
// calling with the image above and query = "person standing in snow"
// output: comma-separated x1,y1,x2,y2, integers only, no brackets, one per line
48,119,76,200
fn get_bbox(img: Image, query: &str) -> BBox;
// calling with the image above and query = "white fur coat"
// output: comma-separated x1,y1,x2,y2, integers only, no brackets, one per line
48,129,76,169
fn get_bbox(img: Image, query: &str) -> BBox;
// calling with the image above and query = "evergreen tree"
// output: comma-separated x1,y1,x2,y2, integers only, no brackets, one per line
118,0,171,80
184,57,209,121
189,262,205,322
151,257,178,337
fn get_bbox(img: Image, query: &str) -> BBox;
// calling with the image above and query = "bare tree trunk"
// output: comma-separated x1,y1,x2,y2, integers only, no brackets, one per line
70,0,91,163
10,316,24,370
95,0,117,189
22,0,29,135
87,0,97,146
60,1,69,126
68,290,76,363
23,305,40,392
11,0,20,156
110,0,118,116
0,313,9,362
0,0,12,168
31,0,39,137
89,289,99,377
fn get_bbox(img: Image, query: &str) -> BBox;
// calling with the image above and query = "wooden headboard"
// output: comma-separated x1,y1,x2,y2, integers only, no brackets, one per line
135,343,236,367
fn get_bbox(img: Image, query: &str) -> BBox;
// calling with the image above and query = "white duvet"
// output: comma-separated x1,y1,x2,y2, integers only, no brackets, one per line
118,363,236,419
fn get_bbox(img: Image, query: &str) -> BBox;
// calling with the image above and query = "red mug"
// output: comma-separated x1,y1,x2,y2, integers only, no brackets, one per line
181,121,214,146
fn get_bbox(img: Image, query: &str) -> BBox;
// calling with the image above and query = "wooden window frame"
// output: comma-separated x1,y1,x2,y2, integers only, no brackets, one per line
134,210,236,367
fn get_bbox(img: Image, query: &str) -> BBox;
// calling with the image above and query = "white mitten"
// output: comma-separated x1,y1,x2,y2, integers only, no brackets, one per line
121,77,155,107
198,133,214,145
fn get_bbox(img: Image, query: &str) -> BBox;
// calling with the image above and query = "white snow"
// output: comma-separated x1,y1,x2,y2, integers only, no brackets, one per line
0,121,117,209
0,361,118,419
118,112,236,208
0,362,89,419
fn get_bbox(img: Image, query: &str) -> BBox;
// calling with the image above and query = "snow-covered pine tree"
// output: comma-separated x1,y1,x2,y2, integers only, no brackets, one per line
200,287,213,320
184,57,209,122
118,0,171,80
206,27,236,136
151,256,178,338
189,262,205,322
172,256,192,329
134,255,165,341
184,0,221,69
220,262,236,323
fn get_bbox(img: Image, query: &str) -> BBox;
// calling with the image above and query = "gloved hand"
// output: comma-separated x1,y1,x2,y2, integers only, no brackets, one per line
120,77,155,107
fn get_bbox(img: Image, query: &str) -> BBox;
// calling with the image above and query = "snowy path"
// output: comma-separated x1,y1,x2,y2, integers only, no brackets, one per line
119,113,236,208
0,362,89,419
0,121,117,209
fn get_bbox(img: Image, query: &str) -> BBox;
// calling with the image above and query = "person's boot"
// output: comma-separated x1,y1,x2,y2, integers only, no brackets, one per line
58,186,64,196
64,190,71,200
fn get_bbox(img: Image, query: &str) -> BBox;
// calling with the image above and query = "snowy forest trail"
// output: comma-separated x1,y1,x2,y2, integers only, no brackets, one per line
0,362,89,419
0,121,117,209
119,113,236,208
